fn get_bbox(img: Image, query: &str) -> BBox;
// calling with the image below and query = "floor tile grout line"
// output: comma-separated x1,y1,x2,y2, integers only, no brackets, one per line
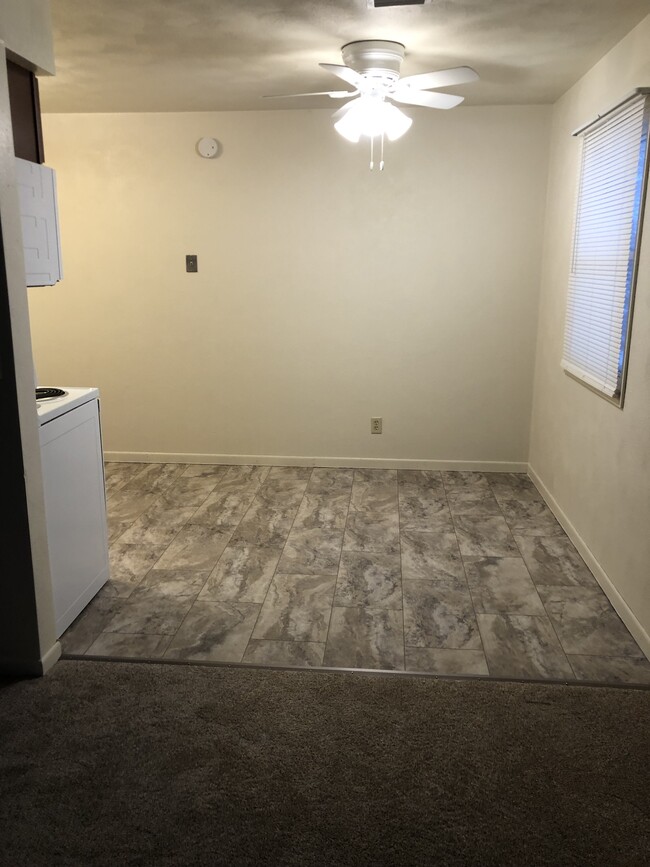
457,492,545,673
457,480,568,677
109,461,185,501
185,473,259,533
216,469,272,548
226,467,299,553
171,466,310,662
473,616,493,677
458,558,489,670
159,570,214,659
104,567,210,658
239,466,316,658
323,468,402,668
251,638,327,645
501,490,612,674
198,465,280,660
444,477,491,671
106,463,163,541
560,649,649,660
187,469,272,600
510,533,551,615
110,463,223,558
322,471,356,661
396,472,407,671
536,580,580,679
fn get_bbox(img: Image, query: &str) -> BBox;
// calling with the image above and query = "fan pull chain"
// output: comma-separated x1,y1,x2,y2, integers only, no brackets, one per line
368,135,388,171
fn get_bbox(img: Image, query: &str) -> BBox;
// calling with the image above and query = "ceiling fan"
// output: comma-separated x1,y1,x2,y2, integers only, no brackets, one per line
264,40,479,169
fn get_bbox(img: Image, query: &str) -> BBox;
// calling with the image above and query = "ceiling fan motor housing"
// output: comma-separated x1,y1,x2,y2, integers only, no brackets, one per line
341,40,405,85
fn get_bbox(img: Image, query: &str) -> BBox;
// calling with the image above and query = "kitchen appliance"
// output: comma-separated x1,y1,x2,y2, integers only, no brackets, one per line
37,387,109,637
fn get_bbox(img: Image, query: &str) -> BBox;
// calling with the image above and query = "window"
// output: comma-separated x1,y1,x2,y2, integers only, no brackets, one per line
562,89,650,406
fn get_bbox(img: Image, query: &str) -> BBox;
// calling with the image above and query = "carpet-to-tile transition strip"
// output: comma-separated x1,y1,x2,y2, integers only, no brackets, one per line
61,650,650,690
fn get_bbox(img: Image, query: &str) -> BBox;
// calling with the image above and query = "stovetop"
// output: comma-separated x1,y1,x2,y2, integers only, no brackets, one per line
36,387,68,400
36,386,99,425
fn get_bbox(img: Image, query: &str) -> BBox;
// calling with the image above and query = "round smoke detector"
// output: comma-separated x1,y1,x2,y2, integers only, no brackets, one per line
341,40,406,82
197,137,220,159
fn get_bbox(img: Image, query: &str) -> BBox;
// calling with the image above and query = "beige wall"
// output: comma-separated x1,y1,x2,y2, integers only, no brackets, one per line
31,105,550,468
529,15,650,650
0,0,55,73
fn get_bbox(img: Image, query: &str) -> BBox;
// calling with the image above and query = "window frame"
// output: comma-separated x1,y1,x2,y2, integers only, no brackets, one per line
563,88,650,408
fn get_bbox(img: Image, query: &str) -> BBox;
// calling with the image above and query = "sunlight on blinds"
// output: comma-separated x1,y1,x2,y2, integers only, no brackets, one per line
563,91,650,404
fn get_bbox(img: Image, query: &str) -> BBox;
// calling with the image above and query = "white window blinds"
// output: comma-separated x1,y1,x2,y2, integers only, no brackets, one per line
563,90,650,404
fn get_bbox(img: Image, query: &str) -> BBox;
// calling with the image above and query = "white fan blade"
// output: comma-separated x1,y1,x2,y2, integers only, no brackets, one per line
263,90,354,99
390,89,464,110
397,66,479,91
331,99,359,122
319,63,364,88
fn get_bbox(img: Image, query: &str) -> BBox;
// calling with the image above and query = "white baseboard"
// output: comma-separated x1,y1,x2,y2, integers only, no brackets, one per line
41,640,62,674
104,451,528,473
528,465,650,662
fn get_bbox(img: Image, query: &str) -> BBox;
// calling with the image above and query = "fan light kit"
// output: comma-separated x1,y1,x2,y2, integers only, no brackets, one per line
265,40,479,170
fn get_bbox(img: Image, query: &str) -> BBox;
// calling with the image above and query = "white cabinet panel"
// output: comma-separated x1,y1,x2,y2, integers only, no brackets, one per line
15,156,63,286
39,398,109,637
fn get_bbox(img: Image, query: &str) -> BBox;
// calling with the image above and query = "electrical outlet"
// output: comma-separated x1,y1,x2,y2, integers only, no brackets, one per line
371,417,382,434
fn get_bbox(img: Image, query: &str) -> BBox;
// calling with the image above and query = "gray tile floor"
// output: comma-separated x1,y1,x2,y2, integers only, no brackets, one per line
61,463,650,684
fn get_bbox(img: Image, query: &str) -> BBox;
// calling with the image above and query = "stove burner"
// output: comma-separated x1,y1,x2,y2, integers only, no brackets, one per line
36,387,67,400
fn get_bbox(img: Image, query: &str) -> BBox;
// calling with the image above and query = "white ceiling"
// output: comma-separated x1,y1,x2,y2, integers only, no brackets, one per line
40,0,650,113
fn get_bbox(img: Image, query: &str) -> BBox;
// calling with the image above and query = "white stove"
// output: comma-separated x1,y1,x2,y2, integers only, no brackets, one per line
36,385,109,638
36,386,99,425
